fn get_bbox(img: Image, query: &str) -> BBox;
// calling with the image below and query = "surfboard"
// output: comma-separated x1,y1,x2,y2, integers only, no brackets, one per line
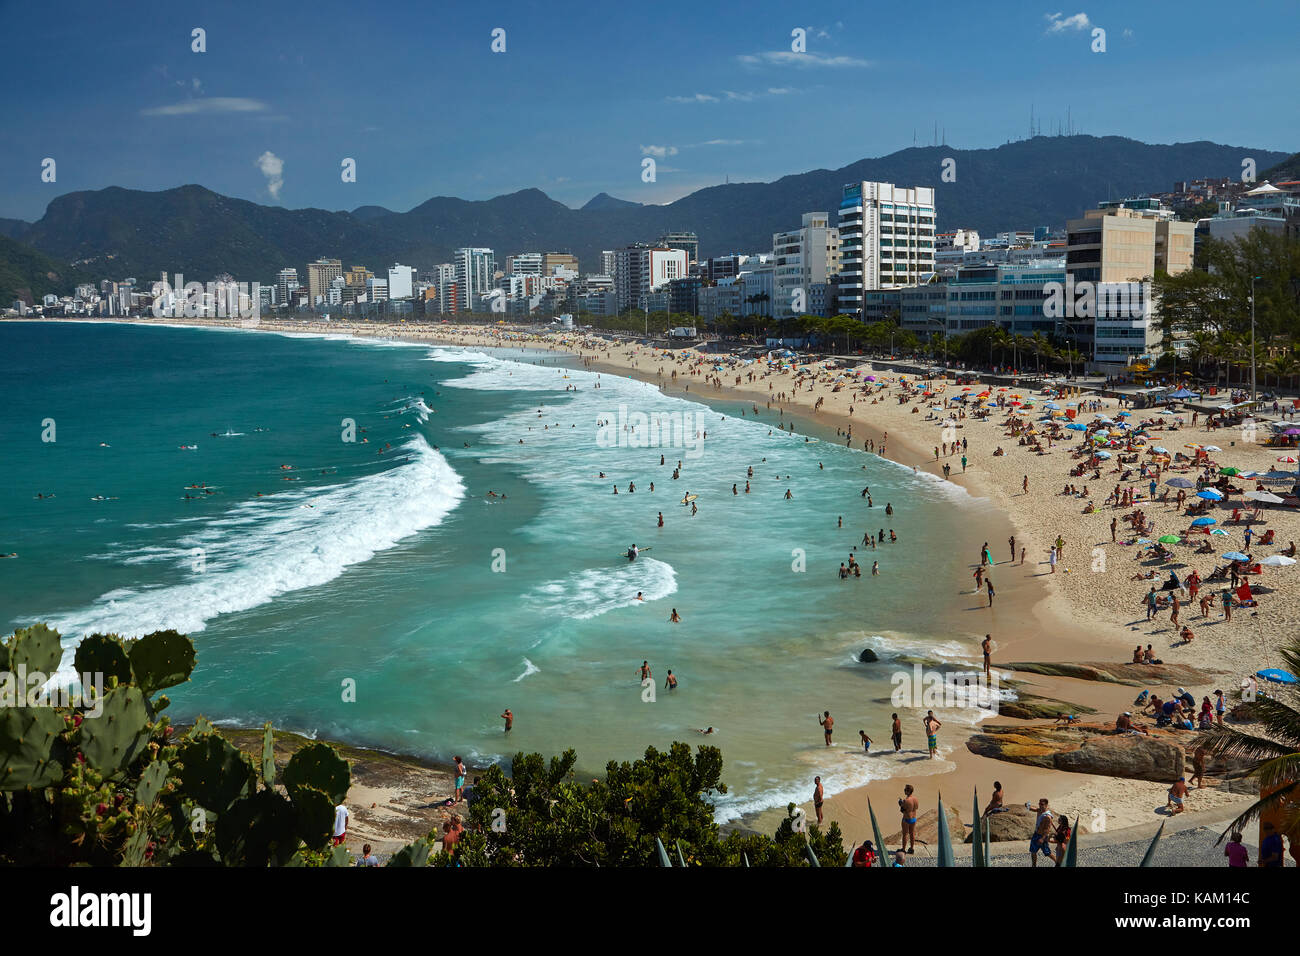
681,494,698,504
621,547,652,559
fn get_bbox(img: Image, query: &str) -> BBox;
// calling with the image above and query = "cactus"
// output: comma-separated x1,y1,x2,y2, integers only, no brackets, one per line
655,836,672,866
287,783,334,851
77,685,151,774
388,837,431,866
802,843,820,867
935,792,955,867
260,722,275,788
1139,820,1165,867
127,630,195,695
74,634,133,687
134,760,170,807
5,624,64,681
0,706,67,791
326,845,352,867
216,790,300,867
282,742,350,804
120,824,150,867
867,798,890,867
188,716,217,738
177,734,255,814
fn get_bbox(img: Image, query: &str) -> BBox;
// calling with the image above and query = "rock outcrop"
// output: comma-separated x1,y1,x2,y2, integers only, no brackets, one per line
966,723,1186,781
1003,661,1221,687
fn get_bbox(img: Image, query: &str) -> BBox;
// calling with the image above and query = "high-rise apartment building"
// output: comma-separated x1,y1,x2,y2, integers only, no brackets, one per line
307,258,343,306
345,265,373,289
599,251,616,276
772,212,840,319
836,182,936,319
543,252,580,276
454,248,496,312
655,232,699,266
506,253,543,276
387,263,414,300
613,244,688,312
1065,200,1195,365
277,268,300,305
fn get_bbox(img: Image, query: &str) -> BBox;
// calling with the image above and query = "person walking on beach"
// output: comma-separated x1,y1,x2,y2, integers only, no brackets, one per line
974,565,984,590
1020,546,1026,566
1008,536,1015,562
331,802,349,847
1146,587,1158,621
819,710,834,746
891,713,902,751
982,634,992,679
923,711,941,758
899,785,919,854
1111,517,1117,542
1049,546,1057,574
986,577,995,607
980,542,990,567
1023,475,1029,494
813,776,825,824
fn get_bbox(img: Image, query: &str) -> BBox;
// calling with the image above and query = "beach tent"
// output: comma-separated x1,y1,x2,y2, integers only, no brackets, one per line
1197,489,1224,500
1168,388,1200,399
1095,450,1112,459
1260,554,1296,566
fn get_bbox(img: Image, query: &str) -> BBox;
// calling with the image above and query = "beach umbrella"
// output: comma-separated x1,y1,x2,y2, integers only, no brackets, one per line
1277,456,1298,464
1152,446,1169,454
1158,535,1182,544
1044,402,1060,409
1260,555,1296,566
1191,516,1217,526
1204,445,1222,452
1210,528,1229,536
1247,491,1284,504
1257,668,1298,685
1197,489,1224,500
1095,451,1112,459
1219,467,1241,476
1222,551,1250,561
1136,538,1152,545
1285,429,1300,436
1166,477,1195,488
1118,411,1131,417
1066,422,1087,431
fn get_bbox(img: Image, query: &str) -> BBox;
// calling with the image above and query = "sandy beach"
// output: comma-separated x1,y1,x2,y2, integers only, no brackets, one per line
81,315,1277,845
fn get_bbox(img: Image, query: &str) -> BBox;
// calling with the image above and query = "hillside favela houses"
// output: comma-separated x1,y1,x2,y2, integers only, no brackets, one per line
10,171,1300,377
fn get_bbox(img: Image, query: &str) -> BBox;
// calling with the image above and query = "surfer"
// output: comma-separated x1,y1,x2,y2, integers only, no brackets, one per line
627,544,639,561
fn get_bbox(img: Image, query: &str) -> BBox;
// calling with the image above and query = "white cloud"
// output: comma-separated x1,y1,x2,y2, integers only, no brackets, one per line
255,150,284,201
640,145,679,158
666,92,719,103
667,87,797,104
141,97,268,116
1044,12,1092,33
736,50,869,68
1122,27,1134,39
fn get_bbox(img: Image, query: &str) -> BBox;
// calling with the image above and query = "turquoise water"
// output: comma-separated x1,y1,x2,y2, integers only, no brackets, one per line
0,321,1004,819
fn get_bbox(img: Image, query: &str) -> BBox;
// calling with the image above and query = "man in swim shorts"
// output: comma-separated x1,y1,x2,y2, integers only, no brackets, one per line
899,784,918,854
891,713,902,751
923,711,941,758
1029,798,1054,867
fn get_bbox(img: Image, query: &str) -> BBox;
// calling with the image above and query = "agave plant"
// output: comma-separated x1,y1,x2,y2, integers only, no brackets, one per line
1195,639,1300,841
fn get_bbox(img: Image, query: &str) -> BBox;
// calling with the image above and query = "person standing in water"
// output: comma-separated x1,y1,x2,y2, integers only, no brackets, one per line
819,710,834,746
891,713,902,751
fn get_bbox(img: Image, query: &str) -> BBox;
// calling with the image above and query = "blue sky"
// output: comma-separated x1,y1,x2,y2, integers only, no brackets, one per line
2,0,1297,221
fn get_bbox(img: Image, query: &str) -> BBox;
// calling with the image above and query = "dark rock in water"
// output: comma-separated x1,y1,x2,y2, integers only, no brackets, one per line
999,693,1096,720
858,648,879,663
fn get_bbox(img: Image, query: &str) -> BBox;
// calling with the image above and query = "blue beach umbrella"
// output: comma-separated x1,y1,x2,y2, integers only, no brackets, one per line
1118,411,1132,417
1190,517,1216,526
1197,489,1223,500
1152,446,1169,454
1257,668,1298,685
1066,422,1087,431
1094,451,1112,459
1222,552,1249,562
1044,402,1061,409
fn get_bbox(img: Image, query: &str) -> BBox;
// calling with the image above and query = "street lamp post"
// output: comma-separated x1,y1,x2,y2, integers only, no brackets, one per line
1250,275,1262,406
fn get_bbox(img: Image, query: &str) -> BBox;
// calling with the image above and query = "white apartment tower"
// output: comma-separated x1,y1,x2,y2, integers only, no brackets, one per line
387,263,414,300
837,181,936,319
454,248,496,312
772,212,840,319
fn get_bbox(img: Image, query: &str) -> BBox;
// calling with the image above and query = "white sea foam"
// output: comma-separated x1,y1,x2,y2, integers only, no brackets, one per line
525,557,677,621
40,436,465,675
513,658,540,682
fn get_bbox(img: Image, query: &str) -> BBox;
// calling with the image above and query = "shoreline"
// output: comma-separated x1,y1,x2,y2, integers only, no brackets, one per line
16,315,1261,843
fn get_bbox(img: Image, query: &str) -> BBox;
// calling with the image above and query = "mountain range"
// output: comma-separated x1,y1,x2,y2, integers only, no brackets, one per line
1,136,1293,305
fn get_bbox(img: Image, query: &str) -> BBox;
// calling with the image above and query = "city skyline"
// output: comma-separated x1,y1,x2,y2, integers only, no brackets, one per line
2,0,1297,222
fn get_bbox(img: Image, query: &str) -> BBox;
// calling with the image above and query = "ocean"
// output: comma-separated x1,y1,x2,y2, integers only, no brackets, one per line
0,320,1006,821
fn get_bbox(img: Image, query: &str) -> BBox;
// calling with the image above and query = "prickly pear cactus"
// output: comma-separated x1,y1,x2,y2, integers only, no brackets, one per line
260,722,275,788
77,685,151,774
5,624,64,683
283,742,350,804
0,706,66,790
176,734,254,814
127,630,195,694
134,759,170,806
287,784,334,850
74,634,133,687
387,837,431,867
217,789,300,867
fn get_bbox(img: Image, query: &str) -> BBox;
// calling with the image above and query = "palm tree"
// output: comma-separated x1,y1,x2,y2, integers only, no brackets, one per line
1268,353,1299,393
1196,639,1300,842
